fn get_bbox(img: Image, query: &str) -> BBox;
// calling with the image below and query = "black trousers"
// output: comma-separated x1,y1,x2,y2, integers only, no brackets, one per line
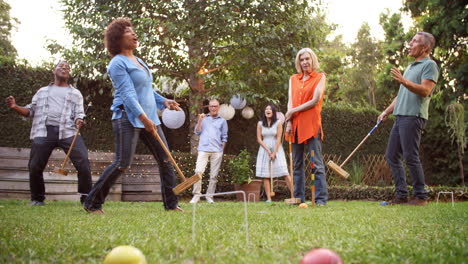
84,113,178,210
29,125,92,202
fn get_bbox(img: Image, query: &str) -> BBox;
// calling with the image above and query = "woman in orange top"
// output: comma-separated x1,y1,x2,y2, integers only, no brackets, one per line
285,48,328,205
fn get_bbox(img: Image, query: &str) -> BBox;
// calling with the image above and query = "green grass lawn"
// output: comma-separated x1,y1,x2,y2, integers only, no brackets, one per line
0,199,466,263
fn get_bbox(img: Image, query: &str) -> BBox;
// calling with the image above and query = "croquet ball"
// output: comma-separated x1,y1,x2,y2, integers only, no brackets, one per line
103,245,147,264
300,248,343,264
299,203,308,208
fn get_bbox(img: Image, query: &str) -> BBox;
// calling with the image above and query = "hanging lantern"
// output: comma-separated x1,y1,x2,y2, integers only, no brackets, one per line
230,94,247,109
218,104,235,120
241,106,254,119
276,112,285,123
162,109,186,129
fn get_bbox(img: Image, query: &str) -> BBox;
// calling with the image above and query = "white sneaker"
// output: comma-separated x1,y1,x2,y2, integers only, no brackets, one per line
190,196,200,204
206,197,215,203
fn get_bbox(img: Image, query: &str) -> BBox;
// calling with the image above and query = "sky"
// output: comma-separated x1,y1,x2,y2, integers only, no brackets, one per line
7,0,412,66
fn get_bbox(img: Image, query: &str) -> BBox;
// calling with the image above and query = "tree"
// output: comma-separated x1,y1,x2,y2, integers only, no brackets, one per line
340,23,383,107
54,0,333,152
0,0,18,61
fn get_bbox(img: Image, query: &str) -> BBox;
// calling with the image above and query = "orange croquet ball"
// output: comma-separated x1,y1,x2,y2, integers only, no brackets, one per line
298,203,308,208
300,248,343,264
103,245,147,264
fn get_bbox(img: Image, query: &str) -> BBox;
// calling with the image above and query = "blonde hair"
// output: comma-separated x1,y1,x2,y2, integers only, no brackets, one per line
295,48,319,73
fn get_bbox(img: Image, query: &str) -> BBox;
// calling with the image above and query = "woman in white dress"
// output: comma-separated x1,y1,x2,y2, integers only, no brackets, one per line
256,104,293,202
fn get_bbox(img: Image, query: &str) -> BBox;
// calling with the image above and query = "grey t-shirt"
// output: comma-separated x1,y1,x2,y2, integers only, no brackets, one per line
46,85,68,126
393,57,439,120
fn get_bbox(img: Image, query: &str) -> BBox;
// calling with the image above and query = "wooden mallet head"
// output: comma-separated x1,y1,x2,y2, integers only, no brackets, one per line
53,167,68,176
326,160,349,179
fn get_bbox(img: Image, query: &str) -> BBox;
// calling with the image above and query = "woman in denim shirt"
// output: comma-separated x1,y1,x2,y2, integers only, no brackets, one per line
84,18,183,213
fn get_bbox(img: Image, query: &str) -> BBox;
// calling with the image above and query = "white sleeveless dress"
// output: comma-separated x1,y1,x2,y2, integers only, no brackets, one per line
255,120,289,178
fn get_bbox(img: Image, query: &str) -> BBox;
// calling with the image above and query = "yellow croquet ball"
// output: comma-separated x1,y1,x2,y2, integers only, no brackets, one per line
299,203,308,208
103,245,147,264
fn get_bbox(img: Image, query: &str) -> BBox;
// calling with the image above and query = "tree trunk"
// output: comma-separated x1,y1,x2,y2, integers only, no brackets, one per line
188,74,205,154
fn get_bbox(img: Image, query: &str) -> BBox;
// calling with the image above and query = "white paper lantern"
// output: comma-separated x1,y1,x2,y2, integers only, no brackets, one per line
241,106,254,119
218,104,235,120
162,109,186,129
230,94,247,109
276,112,285,123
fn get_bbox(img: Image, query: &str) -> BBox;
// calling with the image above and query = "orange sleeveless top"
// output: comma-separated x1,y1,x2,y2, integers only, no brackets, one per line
288,71,325,144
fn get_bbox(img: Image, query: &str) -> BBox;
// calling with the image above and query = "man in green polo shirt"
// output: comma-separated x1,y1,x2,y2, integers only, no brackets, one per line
378,32,439,206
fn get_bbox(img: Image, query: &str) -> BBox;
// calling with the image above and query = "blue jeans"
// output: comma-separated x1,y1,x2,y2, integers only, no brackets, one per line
85,112,178,210
386,116,428,200
292,133,328,204
29,125,92,202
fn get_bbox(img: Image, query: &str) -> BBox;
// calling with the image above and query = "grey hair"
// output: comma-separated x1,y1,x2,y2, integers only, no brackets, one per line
417,32,436,52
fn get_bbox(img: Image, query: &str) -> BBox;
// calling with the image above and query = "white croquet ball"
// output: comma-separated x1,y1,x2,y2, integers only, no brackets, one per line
103,245,147,264
276,112,285,123
162,108,186,129
241,106,254,119
218,104,235,120
230,94,247,109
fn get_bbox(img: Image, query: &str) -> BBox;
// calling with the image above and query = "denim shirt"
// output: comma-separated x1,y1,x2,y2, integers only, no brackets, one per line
108,55,166,128
195,114,228,153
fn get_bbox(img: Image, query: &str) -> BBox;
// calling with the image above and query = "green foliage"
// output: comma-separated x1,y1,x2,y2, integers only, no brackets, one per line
328,185,468,201
227,149,253,184
0,200,467,263
339,23,383,107
445,103,466,154
0,0,18,60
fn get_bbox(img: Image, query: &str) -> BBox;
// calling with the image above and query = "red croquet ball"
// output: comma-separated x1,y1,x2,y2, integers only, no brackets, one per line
300,248,343,264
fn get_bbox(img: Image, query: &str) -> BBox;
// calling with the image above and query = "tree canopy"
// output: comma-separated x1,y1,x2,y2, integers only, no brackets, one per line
0,0,18,61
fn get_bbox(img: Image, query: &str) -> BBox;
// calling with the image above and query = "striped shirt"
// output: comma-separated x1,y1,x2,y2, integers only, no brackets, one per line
25,84,85,140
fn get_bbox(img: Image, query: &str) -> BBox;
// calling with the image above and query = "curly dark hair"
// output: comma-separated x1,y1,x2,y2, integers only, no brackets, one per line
104,18,133,57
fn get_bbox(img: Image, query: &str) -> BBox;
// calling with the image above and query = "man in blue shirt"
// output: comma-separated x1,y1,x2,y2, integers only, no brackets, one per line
190,99,228,203
378,32,439,206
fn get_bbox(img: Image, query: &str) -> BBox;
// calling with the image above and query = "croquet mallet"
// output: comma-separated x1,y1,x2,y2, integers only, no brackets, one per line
150,105,201,195
53,102,92,176
310,150,315,207
327,120,382,179
269,157,275,197
284,134,301,204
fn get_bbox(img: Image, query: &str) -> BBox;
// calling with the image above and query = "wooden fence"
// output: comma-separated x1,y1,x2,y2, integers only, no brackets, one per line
0,147,161,202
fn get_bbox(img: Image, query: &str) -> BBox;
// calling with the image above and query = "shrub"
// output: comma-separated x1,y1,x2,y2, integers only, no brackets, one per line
227,149,253,184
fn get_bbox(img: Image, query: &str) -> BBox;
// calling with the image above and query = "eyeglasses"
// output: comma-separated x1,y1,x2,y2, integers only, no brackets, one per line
209,105,219,108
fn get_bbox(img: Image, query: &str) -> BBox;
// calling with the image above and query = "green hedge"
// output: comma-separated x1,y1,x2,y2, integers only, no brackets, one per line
0,61,461,185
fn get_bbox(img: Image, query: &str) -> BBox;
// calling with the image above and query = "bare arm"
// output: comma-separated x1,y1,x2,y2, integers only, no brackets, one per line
5,96,30,117
391,67,436,97
377,97,397,123
257,123,272,155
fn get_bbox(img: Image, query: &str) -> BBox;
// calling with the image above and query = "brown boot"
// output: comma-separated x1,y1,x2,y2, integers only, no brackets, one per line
407,197,428,206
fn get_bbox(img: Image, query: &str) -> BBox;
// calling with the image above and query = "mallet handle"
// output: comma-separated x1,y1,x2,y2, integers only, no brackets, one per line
339,121,381,167
149,128,187,181
59,102,92,171
60,127,81,170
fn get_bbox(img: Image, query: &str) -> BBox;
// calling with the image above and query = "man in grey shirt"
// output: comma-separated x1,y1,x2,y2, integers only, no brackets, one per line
5,61,92,206
378,32,439,206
